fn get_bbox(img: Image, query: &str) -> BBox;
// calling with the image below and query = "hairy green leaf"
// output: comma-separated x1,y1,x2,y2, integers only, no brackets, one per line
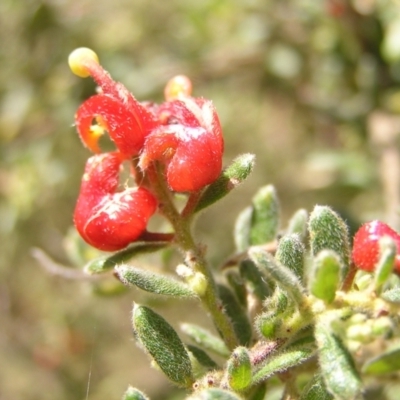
84,243,167,274
133,305,194,387
195,153,255,213
315,321,362,399
250,185,280,245
116,264,195,297
309,250,341,303
181,323,230,357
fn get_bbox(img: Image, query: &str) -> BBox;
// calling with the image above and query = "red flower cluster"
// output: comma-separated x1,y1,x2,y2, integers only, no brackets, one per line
69,48,224,251
352,220,400,273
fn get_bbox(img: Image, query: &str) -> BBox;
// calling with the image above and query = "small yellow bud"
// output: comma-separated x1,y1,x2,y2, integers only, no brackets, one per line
68,47,99,78
188,272,208,297
164,75,192,101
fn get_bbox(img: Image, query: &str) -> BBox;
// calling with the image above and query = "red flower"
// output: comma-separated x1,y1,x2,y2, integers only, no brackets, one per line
139,97,224,192
69,48,157,156
352,220,400,272
74,152,157,251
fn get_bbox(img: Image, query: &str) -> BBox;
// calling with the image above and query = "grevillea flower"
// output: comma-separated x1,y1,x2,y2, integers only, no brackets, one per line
74,152,157,251
139,95,224,192
69,48,158,157
352,220,400,272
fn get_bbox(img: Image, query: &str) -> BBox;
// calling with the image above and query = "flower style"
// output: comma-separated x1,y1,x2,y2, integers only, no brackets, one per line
352,220,400,272
74,152,157,251
69,48,157,156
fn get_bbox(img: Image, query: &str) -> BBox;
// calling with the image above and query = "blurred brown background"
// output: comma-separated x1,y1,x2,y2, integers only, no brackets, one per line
1,0,399,399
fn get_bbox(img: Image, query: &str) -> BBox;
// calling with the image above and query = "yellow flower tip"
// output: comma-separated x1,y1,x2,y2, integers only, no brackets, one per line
68,47,99,78
164,75,192,101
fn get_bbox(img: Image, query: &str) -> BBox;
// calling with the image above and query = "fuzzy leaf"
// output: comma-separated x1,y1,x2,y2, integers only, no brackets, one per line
195,153,255,213
308,206,350,278
187,345,219,370
132,305,194,387
255,312,280,340
226,347,252,391
116,264,195,298
188,388,243,400
381,287,400,303
84,242,167,274
315,321,362,399
218,285,252,346
299,375,333,400
248,384,267,400
287,208,308,242
362,343,400,375
249,247,305,305
226,271,247,307
181,323,230,357
374,236,396,293
309,250,341,303
239,259,271,301
250,185,280,245
234,206,253,252
275,233,305,281
252,346,314,384
122,386,149,400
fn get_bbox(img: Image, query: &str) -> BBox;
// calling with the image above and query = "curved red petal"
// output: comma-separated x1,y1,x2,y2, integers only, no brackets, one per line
77,188,157,251
75,94,152,156
74,153,157,251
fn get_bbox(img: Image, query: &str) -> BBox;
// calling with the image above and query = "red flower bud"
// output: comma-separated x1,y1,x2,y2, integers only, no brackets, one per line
70,48,157,156
74,152,157,251
352,220,400,272
139,98,224,192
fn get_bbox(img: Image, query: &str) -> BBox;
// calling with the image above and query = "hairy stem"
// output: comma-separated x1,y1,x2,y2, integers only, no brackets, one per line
147,163,239,350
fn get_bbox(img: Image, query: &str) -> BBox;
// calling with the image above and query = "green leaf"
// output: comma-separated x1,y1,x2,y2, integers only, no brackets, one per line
362,343,400,375
308,206,350,279
252,346,314,384
218,285,252,346
181,323,230,357
250,185,280,245
309,250,341,303
132,305,194,387
234,206,252,252
195,153,255,213
188,388,243,400
315,320,362,399
287,208,308,242
248,384,267,400
374,236,396,293
239,259,271,301
249,247,305,305
187,345,219,370
122,386,149,400
84,243,167,274
226,347,252,391
255,312,280,340
275,233,305,281
226,271,247,307
299,375,333,400
116,264,195,298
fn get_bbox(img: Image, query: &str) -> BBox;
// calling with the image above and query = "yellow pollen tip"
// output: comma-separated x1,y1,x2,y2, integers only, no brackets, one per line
164,75,192,101
68,47,99,78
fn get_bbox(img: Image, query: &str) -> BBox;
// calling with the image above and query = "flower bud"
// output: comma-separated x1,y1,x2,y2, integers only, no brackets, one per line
74,152,157,251
352,220,400,272
164,75,192,101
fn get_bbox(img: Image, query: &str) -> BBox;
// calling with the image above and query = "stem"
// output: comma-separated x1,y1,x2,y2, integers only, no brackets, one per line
147,163,239,350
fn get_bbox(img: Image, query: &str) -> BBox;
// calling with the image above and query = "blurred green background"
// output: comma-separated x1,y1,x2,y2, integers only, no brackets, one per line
1,0,400,399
